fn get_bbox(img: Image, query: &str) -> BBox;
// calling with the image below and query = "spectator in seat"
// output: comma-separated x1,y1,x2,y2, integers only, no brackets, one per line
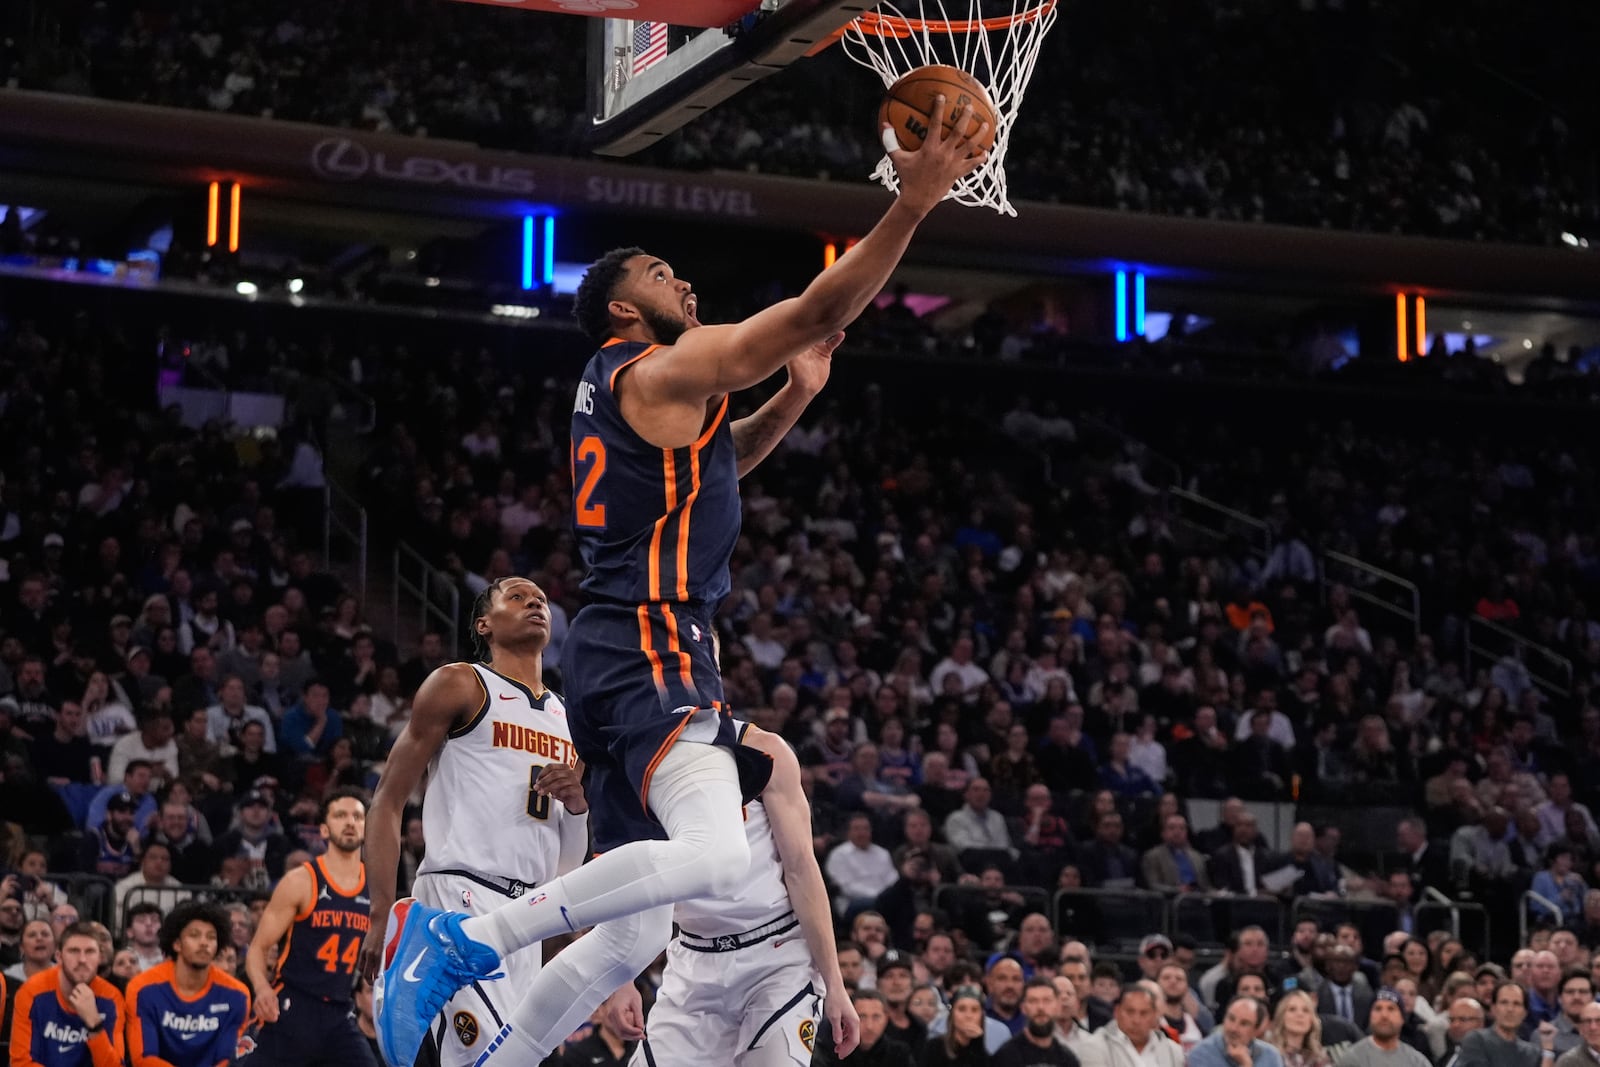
1316,944,1373,1029
945,778,1016,862
922,988,993,1065
1538,775,1598,850
1282,822,1340,897
912,754,962,827
1187,995,1284,1067
5,919,56,982
124,903,164,971
212,791,290,889
875,952,926,1052
149,801,214,885
1555,1002,1600,1067
894,809,962,883
1396,817,1451,899
206,676,276,753
1456,981,1542,1067
1229,708,1293,800
279,678,343,758
1527,951,1563,1026
107,707,178,787
930,635,990,704
984,958,1027,1037
113,842,188,922
1531,846,1588,927
993,977,1080,1067
826,813,898,918
1099,733,1160,798
1338,988,1432,1067
1171,707,1233,800
805,708,858,787
0,897,23,968
220,720,284,793
1036,714,1099,796
1209,810,1274,896
1077,811,1138,889
30,700,95,785
77,790,141,878
1154,961,1212,1053
1141,813,1211,893
839,743,922,828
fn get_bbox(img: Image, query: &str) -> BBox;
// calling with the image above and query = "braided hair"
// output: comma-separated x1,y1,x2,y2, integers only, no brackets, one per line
469,577,517,663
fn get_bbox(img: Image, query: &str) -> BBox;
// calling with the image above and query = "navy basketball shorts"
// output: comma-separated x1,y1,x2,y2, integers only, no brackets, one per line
243,991,377,1067
562,601,773,853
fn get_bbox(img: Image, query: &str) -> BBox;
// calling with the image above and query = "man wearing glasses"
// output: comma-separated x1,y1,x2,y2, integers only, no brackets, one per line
1438,998,1485,1067
0,898,26,969
1554,1002,1600,1067
1552,971,1596,1056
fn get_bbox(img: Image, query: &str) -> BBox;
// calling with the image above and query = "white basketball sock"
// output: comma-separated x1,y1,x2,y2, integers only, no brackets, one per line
460,742,750,958
483,906,674,1064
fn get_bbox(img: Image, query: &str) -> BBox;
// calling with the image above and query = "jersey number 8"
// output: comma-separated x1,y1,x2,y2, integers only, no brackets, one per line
527,766,550,821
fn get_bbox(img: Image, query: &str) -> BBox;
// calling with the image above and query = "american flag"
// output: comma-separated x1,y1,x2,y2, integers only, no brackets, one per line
632,21,668,75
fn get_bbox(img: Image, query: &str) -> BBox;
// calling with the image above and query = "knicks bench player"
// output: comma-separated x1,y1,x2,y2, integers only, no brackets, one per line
360,576,588,1067
125,902,251,1067
378,95,990,1067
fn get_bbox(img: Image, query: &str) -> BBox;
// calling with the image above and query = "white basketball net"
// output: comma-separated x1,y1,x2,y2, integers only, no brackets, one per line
838,0,1058,216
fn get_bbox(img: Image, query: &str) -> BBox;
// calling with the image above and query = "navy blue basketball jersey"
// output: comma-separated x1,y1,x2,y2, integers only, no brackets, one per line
570,339,740,606
274,856,370,1003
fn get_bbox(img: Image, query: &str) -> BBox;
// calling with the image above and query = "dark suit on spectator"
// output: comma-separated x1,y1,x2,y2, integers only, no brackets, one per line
1316,981,1373,1031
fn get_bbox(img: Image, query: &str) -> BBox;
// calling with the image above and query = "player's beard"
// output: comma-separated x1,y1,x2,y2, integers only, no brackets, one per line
329,831,363,854
641,303,688,345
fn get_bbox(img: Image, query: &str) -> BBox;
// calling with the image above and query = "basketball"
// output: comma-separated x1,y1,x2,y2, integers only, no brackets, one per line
878,64,998,155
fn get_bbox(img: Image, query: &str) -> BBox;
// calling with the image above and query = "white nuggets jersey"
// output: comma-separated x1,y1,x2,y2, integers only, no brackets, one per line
417,663,577,886
673,798,792,938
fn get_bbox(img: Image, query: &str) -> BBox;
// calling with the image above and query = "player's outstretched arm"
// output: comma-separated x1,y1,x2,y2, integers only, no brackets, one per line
245,865,313,1024
744,726,862,1058
729,332,841,478
635,97,989,404
358,662,483,981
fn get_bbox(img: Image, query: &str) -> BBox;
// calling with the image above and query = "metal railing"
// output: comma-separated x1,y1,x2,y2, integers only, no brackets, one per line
392,541,462,660
49,873,118,930
1521,889,1564,946
1465,617,1574,699
1052,887,1168,948
322,477,370,603
1167,487,1273,560
1320,551,1422,644
1416,896,1491,963
1076,413,1185,491
120,882,271,933
1171,892,1287,947
323,371,378,435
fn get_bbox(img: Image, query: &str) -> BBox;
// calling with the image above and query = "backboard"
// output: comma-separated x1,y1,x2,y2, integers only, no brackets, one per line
585,0,871,157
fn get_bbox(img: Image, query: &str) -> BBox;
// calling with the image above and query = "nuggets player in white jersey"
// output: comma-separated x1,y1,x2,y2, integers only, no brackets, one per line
601,723,859,1067
360,576,589,1067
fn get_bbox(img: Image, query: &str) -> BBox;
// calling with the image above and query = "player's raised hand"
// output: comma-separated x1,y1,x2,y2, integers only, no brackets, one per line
533,763,589,815
788,331,842,398
829,990,862,1058
885,94,990,216
601,983,646,1041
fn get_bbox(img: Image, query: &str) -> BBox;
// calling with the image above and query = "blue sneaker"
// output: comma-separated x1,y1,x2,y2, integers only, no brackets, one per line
376,898,502,1067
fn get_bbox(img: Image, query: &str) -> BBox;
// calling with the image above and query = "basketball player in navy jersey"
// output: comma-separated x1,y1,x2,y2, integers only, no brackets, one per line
360,576,588,1067
378,96,989,1067
244,789,375,1067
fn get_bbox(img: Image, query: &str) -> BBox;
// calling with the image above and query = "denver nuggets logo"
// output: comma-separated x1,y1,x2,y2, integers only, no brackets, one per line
454,1011,481,1047
798,1019,816,1052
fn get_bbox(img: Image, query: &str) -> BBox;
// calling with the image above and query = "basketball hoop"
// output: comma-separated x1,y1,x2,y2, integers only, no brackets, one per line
834,0,1057,216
